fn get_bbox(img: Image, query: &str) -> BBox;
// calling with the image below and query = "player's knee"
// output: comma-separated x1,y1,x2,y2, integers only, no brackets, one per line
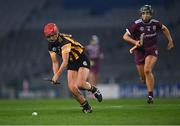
76,79,86,88
144,68,152,75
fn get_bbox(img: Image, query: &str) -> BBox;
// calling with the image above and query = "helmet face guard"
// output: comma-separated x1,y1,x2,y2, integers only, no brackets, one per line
46,34,59,42
139,5,153,22
44,23,59,37
140,5,153,15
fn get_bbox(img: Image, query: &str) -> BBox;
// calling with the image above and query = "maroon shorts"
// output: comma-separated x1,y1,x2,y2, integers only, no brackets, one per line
90,65,99,73
134,46,158,65
90,60,100,73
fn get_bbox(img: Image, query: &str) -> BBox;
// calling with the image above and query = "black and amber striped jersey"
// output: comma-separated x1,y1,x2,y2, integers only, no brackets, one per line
48,34,85,62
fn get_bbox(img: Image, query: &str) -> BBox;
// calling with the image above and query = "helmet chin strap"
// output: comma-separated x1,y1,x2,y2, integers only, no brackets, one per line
47,39,56,42
47,35,58,43
57,34,63,42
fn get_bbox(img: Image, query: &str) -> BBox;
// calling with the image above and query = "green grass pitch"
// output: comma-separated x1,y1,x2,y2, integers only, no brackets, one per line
0,98,180,125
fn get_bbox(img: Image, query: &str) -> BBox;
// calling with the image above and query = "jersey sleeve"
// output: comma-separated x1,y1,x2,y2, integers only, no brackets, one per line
61,40,71,54
156,21,163,31
126,22,138,35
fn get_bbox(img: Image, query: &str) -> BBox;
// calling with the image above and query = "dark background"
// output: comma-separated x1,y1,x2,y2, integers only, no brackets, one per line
0,0,179,98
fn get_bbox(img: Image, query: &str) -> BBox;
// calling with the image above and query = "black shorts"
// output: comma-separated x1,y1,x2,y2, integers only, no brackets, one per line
67,52,90,71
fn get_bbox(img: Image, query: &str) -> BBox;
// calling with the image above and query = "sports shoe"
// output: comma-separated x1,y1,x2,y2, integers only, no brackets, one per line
93,88,103,102
82,106,92,113
81,101,92,113
147,96,154,104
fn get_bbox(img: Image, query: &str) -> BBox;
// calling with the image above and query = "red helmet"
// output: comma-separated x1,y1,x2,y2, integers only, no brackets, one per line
44,23,59,37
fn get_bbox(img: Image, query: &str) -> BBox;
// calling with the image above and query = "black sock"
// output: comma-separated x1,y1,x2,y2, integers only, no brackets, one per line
89,85,97,93
148,91,153,97
81,100,89,108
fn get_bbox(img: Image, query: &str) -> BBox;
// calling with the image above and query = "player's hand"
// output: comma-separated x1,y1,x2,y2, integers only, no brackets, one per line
167,41,174,50
135,40,141,47
52,74,59,84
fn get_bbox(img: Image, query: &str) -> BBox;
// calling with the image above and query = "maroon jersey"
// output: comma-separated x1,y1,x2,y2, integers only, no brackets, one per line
86,44,102,73
126,18,162,48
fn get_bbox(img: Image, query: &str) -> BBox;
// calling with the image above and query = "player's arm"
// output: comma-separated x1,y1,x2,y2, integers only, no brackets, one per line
161,24,174,50
52,44,71,82
123,32,141,47
49,51,59,74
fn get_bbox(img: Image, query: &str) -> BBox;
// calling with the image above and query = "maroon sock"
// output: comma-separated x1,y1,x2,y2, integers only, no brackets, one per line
148,91,153,97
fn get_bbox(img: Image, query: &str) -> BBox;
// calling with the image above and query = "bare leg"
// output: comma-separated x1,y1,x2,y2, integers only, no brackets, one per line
144,55,157,93
88,72,96,85
136,64,146,84
77,67,92,90
68,69,95,113
77,67,102,102
67,70,86,104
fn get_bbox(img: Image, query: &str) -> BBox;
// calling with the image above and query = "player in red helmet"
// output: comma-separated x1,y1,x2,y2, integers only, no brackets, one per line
44,23,59,37
43,23,102,113
123,5,174,104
